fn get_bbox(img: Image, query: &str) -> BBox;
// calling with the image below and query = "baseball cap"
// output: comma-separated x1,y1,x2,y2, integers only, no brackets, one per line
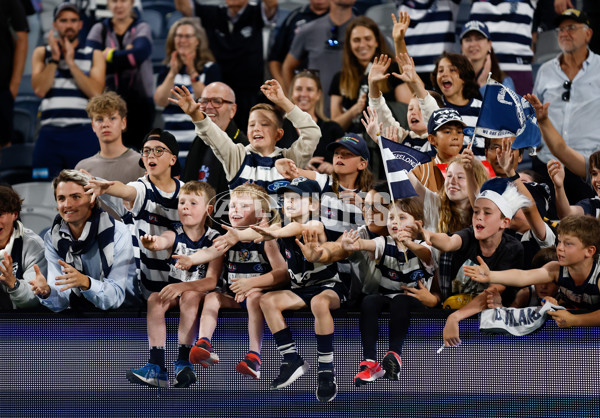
460,20,491,41
277,176,321,196
326,133,370,162
54,2,80,20
427,108,466,134
138,129,181,176
555,8,591,27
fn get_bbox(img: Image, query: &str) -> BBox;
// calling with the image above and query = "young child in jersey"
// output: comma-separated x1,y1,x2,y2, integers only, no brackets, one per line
126,181,222,389
172,183,288,380
86,129,183,300
169,79,320,195
275,133,373,304
465,215,600,327
341,197,437,385
419,177,530,347
234,177,346,402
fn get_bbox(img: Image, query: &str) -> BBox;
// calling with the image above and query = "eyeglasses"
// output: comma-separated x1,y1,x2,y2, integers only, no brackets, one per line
294,68,321,77
326,26,340,48
141,147,171,157
197,97,234,108
174,34,195,40
555,24,587,34
562,80,571,102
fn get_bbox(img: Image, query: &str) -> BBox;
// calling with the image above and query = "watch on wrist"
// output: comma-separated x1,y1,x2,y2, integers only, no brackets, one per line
48,58,60,65
508,173,520,182
8,279,20,292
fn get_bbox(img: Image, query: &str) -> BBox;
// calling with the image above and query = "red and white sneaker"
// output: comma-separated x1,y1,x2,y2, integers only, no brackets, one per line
381,351,402,380
353,360,385,387
235,352,261,379
190,339,220,368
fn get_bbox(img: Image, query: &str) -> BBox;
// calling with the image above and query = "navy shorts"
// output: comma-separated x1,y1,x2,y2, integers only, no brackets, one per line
290,282,347,307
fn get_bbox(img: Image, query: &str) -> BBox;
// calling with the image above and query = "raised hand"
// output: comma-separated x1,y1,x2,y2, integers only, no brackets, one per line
213,225,242,252
496,137,515,176
48,30,61,61
55,259,90,291
249,225,277,242
0,253,18,289
261,79,293,112
340,229,361,252
391,11,410,43
275,158,300,180
460,147,475,173
383,125,400,143
524,94,549,123
168,85,202,117
85,178,115,204
296,228,324,263
29,264,50,298
361,106,382,144
368,54,392,85
140,234,160,251
547,159,565,188
393,53,417,84
462,256,491,283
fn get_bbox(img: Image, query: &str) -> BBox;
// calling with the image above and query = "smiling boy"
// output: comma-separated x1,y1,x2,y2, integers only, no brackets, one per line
465,215,600,328
170,79,320,195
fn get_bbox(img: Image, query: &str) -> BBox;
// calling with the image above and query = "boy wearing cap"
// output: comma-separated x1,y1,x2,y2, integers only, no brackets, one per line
419,177,529,347
31,2,106,180
87,129,184,299
169,79,320,196
412,108,467,193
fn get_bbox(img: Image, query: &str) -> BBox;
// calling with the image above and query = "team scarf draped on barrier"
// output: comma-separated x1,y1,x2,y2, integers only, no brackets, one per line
479,301,565,336
378,136,431,201
471,78,542,153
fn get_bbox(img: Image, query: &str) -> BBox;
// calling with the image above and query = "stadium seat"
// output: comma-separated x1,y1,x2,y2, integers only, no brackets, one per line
143,9,165,39
13,182,57,236
0,143,34,185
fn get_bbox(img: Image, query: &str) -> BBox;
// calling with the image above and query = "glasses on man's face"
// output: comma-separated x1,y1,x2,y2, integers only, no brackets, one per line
326,26,340,48
141,146,171,157
562,80,572,102
197,97,234,108
555,24,586,35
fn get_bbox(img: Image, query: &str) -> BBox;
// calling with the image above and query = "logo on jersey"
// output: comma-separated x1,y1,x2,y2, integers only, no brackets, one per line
410,270,425,282
285,249,292,259
148,214,158,224
228,263,236,272
239,249,251,262
253,264,264,273
197,165,209,182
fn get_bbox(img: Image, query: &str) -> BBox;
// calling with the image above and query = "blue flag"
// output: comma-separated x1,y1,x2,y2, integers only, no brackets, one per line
474,79,541,150
378,136,431,201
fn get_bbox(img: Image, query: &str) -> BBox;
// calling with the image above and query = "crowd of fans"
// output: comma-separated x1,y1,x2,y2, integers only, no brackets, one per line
1,0,600,403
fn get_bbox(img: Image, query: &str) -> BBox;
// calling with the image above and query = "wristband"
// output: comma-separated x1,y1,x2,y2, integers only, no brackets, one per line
508,173,520,182
105,48,115,63
48,58,59,65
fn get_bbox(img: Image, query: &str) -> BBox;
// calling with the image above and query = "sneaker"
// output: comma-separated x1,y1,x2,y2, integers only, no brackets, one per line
126,363,169,388
381,351,402,380
173,360,197,388
236,352,261,380
269,357,309,390
316,370,337,402
190,339,220,368
354,360,385,387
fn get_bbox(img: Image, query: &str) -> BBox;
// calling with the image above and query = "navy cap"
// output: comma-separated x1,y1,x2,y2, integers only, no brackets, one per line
460,20,491,41
326,133,370,162
138,129,181,176
277,176,321,196
555,8,591,27
427,108,466,134
54,2,80,20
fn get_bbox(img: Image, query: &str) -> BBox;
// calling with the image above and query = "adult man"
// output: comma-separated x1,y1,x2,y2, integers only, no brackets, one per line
181,82,249,198
31,2,105,180
532,8,600,203
282,0,356,116
175,0,278,130
0,0,28,148
268,0,329,87
30,170,136,312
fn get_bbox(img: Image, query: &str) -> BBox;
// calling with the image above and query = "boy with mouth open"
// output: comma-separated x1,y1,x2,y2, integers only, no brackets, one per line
419,177,530,347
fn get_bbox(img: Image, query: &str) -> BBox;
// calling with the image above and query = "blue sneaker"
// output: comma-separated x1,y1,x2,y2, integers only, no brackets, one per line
173,360,197,388
126,363,169,388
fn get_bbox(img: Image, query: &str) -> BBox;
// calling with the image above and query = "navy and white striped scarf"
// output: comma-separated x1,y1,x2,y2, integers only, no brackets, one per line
51,207,115,287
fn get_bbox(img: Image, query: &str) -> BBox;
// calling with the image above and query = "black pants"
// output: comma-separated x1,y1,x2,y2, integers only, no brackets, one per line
359,293,428,360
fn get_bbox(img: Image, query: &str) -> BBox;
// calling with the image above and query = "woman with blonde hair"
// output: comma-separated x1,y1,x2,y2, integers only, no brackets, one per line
154,17,221,164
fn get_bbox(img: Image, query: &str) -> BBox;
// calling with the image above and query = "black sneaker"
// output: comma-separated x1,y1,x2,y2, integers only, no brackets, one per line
316,370,337,402
269,357,309,390
381,351,402,381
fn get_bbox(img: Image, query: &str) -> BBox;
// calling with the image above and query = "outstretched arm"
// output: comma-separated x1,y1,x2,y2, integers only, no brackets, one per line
525,94,586,177
85,179,137,206
547,159,584,219
463,256,558,287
